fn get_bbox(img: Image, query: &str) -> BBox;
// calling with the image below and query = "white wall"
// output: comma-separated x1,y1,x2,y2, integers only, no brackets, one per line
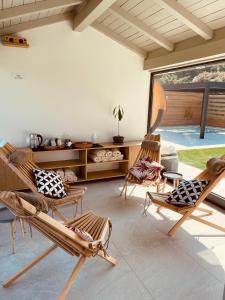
0,21,150,147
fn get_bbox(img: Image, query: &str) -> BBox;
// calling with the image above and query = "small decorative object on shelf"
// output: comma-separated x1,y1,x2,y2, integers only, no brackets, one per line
56,138,62,146
65,139,73,149
74,142,93,149
43,137,65,151
91,133,97,144
113,105,125,144
50,138,56,147
2,35,29,48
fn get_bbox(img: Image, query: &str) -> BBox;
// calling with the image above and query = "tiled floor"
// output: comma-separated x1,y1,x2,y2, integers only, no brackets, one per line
0,179,224,300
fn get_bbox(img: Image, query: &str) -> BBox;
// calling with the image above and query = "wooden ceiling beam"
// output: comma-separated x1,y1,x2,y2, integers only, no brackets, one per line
156,0,213,40
92,22,147,57
0,13,72,36
109,4,174,51
0,0,82,23
73,0,117,32
144,26,225,71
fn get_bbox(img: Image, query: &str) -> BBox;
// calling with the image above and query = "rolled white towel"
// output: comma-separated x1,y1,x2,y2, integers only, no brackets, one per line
105,149,113,158
112,148,121,157
56,169,65,181
89,154,102,163
101,156,109,162
117,154,124,160
64,169,77,182
110,154,124,161
92,149,106,157
109,156,117,161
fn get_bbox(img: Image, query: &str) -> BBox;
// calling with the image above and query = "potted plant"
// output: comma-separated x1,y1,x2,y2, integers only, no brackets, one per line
113,105,124,144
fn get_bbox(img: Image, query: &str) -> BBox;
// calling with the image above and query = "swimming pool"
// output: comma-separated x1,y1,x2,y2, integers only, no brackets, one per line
155,126,225,148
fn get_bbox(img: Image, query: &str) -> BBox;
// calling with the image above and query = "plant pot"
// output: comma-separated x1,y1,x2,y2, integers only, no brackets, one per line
113,136,124,144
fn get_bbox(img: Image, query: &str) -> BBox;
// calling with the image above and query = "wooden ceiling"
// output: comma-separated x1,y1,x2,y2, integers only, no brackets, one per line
1,0,225,70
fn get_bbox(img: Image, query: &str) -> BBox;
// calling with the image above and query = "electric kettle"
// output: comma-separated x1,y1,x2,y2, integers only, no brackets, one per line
29,133,43,149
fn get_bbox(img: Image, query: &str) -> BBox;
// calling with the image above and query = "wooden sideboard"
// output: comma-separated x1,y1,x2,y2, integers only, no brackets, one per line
0,141,141,191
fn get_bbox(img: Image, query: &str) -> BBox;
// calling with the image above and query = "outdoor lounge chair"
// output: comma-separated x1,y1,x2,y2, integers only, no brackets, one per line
0,191,116,300
0,143,86,222
144,155,225,236
120,134,161,199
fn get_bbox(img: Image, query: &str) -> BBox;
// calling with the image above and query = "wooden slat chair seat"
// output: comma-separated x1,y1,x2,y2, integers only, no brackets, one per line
144,155,225,236
0,143,86,221
0,191,116,300
120,134,161,199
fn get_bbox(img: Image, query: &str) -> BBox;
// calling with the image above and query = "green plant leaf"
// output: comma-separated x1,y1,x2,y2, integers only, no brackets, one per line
118,107,123,121
113,106,117,119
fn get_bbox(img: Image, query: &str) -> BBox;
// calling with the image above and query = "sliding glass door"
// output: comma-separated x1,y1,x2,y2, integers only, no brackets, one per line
149,60,225,208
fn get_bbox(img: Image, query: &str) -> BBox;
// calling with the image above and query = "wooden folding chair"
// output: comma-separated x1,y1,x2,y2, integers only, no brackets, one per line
120,134,161,199
144,154,225,236
0,191,116,300
0,143,86,222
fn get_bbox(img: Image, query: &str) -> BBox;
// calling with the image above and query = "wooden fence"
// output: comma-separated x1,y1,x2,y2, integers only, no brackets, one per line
160,91,203,126
207,94,225,127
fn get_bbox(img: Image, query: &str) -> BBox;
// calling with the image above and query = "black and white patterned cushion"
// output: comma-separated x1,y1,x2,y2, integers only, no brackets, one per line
33,168,67,198
166,179,209,206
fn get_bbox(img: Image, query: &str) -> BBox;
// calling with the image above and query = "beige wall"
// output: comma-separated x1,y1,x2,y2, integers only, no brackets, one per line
0,21,150,147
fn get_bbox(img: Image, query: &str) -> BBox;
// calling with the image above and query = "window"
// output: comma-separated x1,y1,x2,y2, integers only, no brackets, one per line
149,60,225,208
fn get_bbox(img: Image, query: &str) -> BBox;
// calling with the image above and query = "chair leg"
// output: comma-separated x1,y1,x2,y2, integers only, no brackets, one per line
168,210,194,236
19,218,25,238
97,250,117,266
120,181,127,197
80,197,83,214
9,221,16,254
74,201,78,218
28,223,33,238
3,245,57,288
124,182,128,200
156,183,160,193
156,206,163,213
162,177,167,193
143,192,151,215
58,255,86,300
129,184,136,196
52,207,67,223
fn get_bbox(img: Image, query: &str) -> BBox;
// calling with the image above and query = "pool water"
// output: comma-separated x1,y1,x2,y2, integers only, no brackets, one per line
155,126,225,148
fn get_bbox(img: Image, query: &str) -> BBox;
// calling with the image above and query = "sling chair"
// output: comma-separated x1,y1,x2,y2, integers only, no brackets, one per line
120,134,161,199
0,191,116,300
0,143,86,222
144,155,225,237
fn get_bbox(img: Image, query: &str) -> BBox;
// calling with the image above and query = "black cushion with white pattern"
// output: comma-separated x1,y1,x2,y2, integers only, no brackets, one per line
33,168,67,198
166,179,209,206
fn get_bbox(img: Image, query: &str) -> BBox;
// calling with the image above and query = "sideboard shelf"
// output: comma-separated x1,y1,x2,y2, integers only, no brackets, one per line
37,159,85,170
86,169,126,181
87,159,129,165
0,141,141,191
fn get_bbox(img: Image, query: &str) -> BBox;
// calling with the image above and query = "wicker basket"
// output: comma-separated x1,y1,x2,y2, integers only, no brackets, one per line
74,142,93,149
